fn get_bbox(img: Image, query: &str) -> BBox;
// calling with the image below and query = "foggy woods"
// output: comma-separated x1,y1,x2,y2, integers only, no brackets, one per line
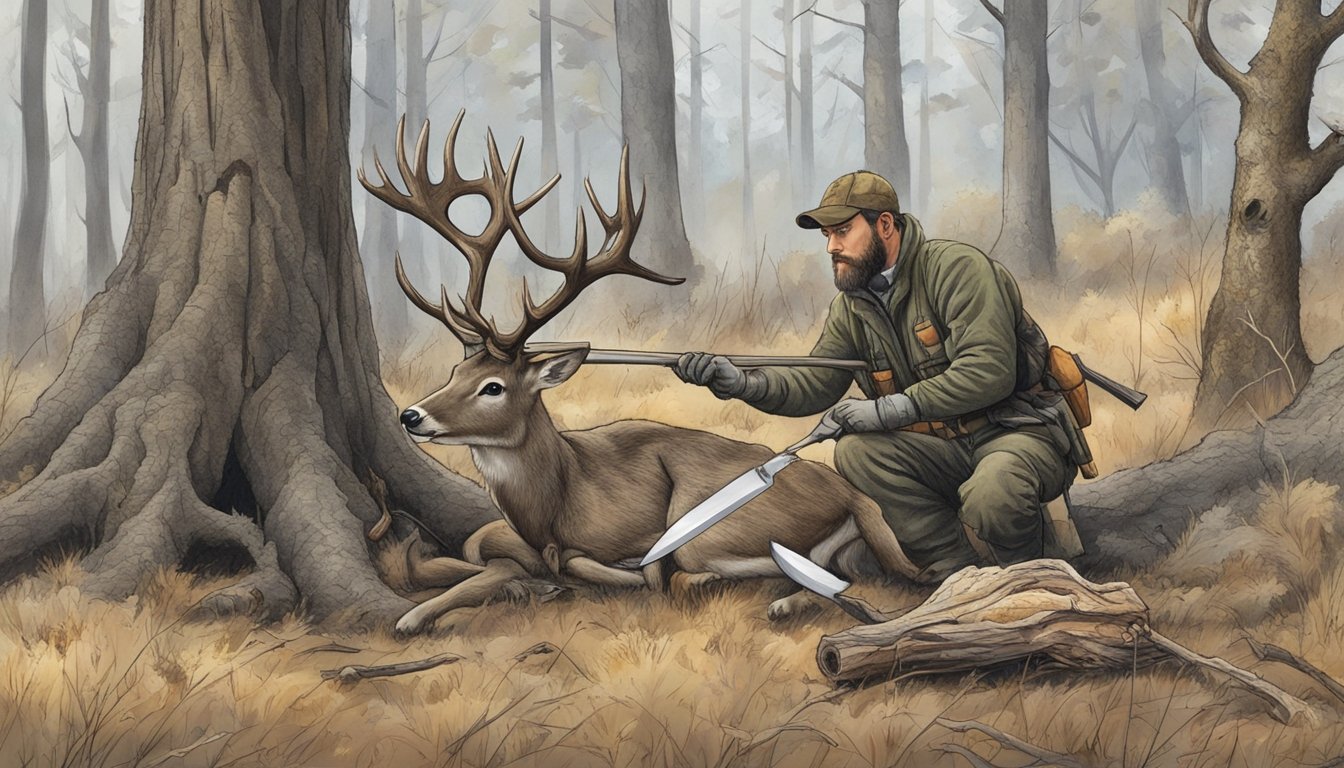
1,0,1344,765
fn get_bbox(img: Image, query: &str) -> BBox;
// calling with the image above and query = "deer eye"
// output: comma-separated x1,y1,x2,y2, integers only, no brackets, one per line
478,381,504,397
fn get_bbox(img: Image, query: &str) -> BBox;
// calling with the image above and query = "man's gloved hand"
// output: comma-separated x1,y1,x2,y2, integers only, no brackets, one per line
674,352,750,400
828,394,919,433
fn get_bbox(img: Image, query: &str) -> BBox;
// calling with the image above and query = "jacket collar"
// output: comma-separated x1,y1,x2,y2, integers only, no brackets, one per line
842,213,925,310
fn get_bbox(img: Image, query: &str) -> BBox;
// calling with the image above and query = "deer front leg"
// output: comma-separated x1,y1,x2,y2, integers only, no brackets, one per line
560,550,646,588
395,557,529,635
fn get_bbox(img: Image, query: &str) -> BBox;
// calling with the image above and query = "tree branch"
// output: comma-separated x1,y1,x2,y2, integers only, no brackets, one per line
1048,129,1104,187
754,35,786,60
1307,118,1344,195
1178,0,1250,99
977,0,1006,27
801,4,864,31
935,719,1086,768
822,66,863,98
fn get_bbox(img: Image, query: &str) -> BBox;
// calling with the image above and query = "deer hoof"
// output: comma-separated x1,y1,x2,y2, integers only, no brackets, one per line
395,609,430,636
767,592,820,622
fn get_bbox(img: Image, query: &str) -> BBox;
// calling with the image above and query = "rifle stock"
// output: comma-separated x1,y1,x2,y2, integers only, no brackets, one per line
1072,353,1147,410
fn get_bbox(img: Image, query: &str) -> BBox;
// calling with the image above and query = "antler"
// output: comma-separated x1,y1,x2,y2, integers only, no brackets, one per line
358,109,684,359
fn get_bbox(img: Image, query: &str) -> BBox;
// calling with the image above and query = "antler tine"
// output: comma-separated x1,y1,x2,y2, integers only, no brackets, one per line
438,284,487,349
393,115,419,196
413,117,433,187
442,108,467,186
393,253,451,326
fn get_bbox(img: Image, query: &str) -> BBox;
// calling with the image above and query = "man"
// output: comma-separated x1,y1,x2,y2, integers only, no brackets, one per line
675,171,1086,580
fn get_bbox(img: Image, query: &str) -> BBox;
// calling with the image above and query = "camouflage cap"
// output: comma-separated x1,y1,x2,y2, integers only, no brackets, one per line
795,171,901,229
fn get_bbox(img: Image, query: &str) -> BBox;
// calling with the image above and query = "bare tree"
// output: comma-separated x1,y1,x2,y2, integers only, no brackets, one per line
979,0,1057,277
741,0,756,256
799,6,816,199
63,0,117,297
0,0,494,624
360,0,407,341
614,0,695,281
1135,0,1191,215
8,0,50,358
1184,0,1344,427
686,0,706,230
540,0,560,248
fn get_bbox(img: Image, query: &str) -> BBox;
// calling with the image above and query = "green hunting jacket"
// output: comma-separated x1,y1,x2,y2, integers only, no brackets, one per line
747,214,1087,464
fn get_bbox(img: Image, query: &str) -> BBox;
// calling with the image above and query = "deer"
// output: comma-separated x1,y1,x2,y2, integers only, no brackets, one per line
360,111,921,635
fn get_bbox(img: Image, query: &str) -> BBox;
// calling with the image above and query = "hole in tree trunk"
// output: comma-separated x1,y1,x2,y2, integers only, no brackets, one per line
211,445,260,523
1243,199,1269,231
179,540,256,580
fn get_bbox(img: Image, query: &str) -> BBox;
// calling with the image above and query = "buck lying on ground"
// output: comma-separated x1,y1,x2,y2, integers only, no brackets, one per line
361,111,920,634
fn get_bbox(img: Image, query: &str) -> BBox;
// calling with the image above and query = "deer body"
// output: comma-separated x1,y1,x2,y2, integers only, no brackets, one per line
362,112,919,634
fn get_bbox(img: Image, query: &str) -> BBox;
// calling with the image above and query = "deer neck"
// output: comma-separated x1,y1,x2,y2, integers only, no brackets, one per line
468,404,573,546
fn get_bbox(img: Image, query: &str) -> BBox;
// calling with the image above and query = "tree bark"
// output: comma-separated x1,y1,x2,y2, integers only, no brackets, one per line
8,0,50,358
862,0,910,205
998,0,1056,277
918,0,933,214
401,0,428,293
1185,1,1343,428
686,0,705,232
360,0,407,342
0,0,496,629
1135,0,1190,216
77,0,117,296
613,0,695,282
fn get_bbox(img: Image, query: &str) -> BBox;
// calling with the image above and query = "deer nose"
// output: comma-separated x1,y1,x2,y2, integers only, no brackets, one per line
400,408,425,429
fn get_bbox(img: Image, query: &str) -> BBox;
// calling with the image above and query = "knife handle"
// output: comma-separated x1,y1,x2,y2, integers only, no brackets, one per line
784,413,844,455
833,592,889,624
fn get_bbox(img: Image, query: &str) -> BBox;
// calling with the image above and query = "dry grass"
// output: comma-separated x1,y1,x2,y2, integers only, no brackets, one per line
5,201,1344,765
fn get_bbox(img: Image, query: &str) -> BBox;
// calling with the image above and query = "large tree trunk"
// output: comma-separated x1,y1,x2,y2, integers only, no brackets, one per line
917,0,933,214
8,0,50,358
360,0,407,342
613,0,695,282
79,0,117,296
1185,2,1344,428
401,0,429,294
998,0,1056,277
1135,0,1190,216
1071,345,1344,573
862,0,910,205
740,0,756,256
540,0,560,249
0,0,495,628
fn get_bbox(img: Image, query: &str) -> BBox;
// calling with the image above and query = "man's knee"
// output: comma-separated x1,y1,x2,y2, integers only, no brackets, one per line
958,451,1042,562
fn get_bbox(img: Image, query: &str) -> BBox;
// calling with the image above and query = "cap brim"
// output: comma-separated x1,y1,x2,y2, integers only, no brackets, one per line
795,205,862,230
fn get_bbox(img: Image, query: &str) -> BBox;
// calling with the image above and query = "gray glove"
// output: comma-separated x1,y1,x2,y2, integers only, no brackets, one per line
828,394,919,433
674,352,764,401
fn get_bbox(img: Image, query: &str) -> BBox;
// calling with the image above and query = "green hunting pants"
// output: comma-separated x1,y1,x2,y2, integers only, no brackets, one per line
833,425,1074,579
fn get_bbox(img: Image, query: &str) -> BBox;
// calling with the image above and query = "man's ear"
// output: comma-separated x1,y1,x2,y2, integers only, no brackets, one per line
528,349,589,389
879,211,898,237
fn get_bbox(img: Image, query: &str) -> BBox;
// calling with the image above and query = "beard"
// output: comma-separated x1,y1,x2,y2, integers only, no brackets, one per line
832,231,887,291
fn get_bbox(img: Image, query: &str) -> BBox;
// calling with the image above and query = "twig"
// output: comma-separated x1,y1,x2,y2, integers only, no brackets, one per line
934,743,1000,768
1243,636,1344,705
320,652,461,683
296,643,364,657
935,718,1087,768
1144,629,1315,725
1239,309,1299,395
141,732,232,768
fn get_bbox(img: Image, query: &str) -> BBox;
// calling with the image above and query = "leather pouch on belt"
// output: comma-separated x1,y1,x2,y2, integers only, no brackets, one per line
1047,346,1092,428
870,369,899,397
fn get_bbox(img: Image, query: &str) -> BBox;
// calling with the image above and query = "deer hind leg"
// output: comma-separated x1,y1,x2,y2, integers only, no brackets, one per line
766,518,863,621
560,551,647,588
395,557,530,635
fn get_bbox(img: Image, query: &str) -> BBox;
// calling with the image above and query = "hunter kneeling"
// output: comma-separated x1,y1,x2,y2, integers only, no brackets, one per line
676,171,1091,581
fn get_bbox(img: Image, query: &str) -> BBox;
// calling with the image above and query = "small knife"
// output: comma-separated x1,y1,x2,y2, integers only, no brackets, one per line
769,541,891,624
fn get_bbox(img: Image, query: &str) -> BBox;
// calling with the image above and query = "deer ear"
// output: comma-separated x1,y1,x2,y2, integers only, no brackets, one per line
529,349,588,389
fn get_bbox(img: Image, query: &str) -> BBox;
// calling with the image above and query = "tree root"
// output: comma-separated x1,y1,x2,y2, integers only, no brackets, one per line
1243,635,1344,706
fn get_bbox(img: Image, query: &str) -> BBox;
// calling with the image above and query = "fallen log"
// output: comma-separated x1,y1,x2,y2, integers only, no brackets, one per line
815,560,1315,725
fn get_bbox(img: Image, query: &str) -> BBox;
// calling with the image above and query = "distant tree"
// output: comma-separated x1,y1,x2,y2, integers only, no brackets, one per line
613,0,694,281
539,0,560,248
1184,0,1344,428
978,0,1057,277
62,0,117,297
359,0,407,341
740,0,756,255
1135,0,1191,215
8,0,50,358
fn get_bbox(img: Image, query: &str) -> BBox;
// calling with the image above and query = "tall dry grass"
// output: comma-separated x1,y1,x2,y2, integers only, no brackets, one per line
5,199,1344,765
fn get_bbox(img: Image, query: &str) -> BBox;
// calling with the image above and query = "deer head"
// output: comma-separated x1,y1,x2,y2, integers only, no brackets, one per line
359,110,683,446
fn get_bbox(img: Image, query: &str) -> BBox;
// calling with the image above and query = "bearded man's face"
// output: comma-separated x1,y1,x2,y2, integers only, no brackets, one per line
830,227,887,291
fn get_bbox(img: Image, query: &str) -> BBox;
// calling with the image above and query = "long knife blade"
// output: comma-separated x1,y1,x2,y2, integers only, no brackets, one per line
639,452,800,567
770,542,890,624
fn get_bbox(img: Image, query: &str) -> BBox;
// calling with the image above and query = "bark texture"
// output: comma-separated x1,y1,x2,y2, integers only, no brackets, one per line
8,0,50,357
997,0,1057,277
740,0,756,256
1135,0,1190,216
0,0,495,628
360,0,407,341
614,0,694,282
1070,345,1344,573
862,0,910,205
1184,1,1344,428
